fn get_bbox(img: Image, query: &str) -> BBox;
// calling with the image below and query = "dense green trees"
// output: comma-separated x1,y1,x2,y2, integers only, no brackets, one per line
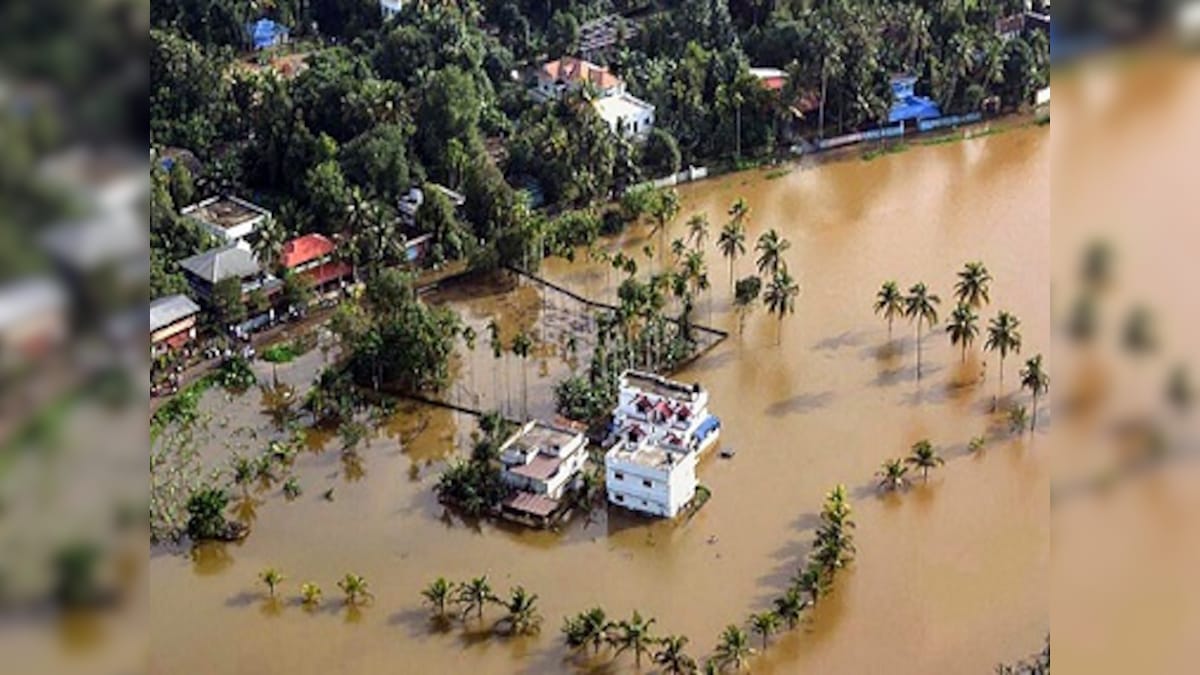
333,270,461,393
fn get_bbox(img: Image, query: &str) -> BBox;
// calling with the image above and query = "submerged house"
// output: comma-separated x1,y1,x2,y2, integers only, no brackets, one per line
498,420,589,526
149,294,201,356
606,370,721,518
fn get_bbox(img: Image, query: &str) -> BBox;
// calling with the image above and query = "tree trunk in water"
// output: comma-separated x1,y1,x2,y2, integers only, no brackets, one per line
916,322,922,380
1031,393,1038,432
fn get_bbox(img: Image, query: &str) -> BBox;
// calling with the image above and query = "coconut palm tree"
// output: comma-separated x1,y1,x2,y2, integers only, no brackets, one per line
252,216,286,274
653,634,699,674
954,261,993,309
455,576,497,622
904,283,942,379
905,440,944,481
873,280,904,339
764,269,800,345
749,611,780,650
1019,354,1049,432
421,577,455,618
300,582,322,607
648,189,681,266
497,586,542,635
259,567,284,597
511,331,533,418
562,607,611,655
792,564,827,608
713,624,753,671
686,213,710,249
337,573,371,606
671,237,688,262
718,219,748,291
985,311,1023,408
772,588,805,629
754,229,790,276
946,302,980,363
876,458,910,491
610,611,657,667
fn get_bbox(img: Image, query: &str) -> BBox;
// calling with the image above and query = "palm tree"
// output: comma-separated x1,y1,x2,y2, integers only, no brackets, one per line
905,440,944,481
718,219,748,291
755,229,790,276
749,611,780,650
648,189,681,266
1019,354,1049,432
337,573,371,606
511,331,533,418
497,586,542,635
954,261,993,309
876,458,910,491
686,213,710,249
764,269,800,345
562,607,611,655
421,577,455,618
946,302,980,363
653,634,699,674
671,237,688,262
300,582,322,607
252,216,286,274
713,624,753,671
610,611,657,667
792,564,827,608
772,588,805,629
873,281,904,339
486,319,503,410
985,311,1023,408
455,576,496,621
904,283,941,379
259,567,284,597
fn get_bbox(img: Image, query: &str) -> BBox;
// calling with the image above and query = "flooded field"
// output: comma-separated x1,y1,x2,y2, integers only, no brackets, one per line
150,124,1049,674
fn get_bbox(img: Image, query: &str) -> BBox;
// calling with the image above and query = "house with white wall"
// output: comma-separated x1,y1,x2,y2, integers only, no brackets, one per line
593,93,656,139
605,439,697,518
498,420,589,525
613,370,720,455
532,56,655,139
181,195,271,244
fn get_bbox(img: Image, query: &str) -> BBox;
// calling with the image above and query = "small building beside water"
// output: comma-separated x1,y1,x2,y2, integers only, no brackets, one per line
498,420,589,526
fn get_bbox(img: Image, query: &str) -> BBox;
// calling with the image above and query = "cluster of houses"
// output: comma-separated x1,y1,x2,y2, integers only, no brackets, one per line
496,369,720,526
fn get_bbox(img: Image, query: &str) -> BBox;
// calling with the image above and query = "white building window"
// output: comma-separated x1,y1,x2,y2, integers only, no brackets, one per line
614,471,624,481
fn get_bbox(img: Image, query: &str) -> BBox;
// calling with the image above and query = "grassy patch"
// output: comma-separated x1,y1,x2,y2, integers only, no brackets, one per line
262,342,300,363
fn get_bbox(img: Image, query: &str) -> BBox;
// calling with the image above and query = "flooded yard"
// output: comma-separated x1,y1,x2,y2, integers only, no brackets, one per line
150,124,1049,674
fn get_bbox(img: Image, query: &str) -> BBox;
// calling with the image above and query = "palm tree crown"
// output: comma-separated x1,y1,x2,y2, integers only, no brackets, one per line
686,213,710,248
654,634,698,675
946,302,980,362
876,457,910,491
713,624,753,671
874,280,904,338
764,269,800,345
1019,353,1049,431
421,577,455,617
954,261,993,309
985,311,1023,404
610,611,657,667
905,439,944,481
755,228,791,276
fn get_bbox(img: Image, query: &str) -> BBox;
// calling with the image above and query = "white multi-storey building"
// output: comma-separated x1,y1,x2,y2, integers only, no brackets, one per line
606,370,720,518
498,420,589,526
605,440,697,518
612,370,720,455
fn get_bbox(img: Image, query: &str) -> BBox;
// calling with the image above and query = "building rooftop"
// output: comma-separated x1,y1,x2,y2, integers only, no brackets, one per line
508,454,566,482
540,57,623,90
503,491,560,518
281,233,336,269
607,441,679,471
149,294,201,333
182,196,269,231
178,243,262,284
502,420,584,459
749,67,789,91
0,278,66,331
621,369,701,402
593,93,654,122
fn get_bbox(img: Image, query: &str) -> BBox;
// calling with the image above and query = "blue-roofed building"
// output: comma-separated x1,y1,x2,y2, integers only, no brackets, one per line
888,75,942,124
247,18,289,50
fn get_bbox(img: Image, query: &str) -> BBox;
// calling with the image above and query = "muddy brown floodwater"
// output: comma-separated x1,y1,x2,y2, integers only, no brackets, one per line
150,124,1049,674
